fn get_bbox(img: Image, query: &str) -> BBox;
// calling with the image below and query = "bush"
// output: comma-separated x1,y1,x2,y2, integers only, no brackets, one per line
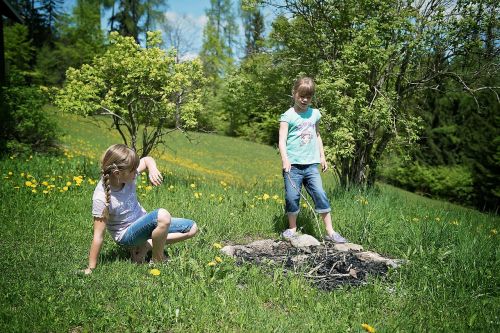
379,158,474,205
1,86,60,154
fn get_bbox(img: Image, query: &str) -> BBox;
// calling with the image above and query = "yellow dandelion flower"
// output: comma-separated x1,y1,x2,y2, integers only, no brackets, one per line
435,217,441,222
250,204,255,208
215,256,223,263
21,172,25,177
137,185,143,189
25,181,33,187
168,185,174,190
62,186,69,191
32,189,37,193
263,193,270,200
272,195,279,200
302,203,308,208
361,323,376,333
145,186,153,191
66,181,72,186
207,261,217,266
220,181,227,187
213,243,222,249
8,172,12,176
190,183,196,188
194,193,200,199
42,181,49,186
149,269,161,276
43,190,49,194
451,220,459,226
491,229,497,235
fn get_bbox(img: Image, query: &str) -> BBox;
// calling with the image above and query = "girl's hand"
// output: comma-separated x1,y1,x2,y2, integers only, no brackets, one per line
282,160,291,173
320,158,328,172
148,167,163,186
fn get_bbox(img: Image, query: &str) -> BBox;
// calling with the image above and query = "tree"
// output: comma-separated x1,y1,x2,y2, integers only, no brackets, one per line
56,31,205,157
263,0,498,188
240,0,265,57
200,0,239,83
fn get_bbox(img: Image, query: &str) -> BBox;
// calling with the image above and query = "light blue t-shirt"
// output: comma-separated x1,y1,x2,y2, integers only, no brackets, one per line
280,107,321,165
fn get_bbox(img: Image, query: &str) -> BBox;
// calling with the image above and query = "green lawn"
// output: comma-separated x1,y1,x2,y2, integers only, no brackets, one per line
0,112,498,332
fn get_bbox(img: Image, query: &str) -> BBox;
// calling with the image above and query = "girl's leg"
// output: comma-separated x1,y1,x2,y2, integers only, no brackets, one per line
283,166,303,231
166,218,198,244
151,208,171,262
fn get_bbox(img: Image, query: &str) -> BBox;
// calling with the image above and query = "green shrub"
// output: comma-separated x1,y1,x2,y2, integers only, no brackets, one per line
1,86,60,154
380,159,474,204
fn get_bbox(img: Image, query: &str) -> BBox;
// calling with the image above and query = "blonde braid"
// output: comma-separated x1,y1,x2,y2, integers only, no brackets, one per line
102,172,111,219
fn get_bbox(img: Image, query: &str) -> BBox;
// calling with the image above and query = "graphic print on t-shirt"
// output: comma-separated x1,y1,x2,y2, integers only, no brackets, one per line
297,121,315,146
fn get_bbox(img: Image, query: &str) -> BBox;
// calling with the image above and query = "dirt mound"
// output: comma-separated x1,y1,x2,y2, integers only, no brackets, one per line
221,238,403,291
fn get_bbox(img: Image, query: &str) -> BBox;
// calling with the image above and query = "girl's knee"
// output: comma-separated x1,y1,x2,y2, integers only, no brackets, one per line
157,209,171,227
187,223,198,237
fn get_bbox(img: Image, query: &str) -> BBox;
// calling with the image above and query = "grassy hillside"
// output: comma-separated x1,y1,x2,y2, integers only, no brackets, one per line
0,112,498,332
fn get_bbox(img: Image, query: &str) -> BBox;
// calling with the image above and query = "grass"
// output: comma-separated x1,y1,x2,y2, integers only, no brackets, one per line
0,112,499,332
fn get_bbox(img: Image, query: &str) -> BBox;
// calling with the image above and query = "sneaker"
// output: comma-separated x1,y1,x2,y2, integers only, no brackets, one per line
281,229,298,240
324,232,348,244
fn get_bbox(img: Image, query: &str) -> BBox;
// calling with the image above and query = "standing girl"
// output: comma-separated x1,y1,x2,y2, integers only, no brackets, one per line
84,144,198,274
278,77,347,243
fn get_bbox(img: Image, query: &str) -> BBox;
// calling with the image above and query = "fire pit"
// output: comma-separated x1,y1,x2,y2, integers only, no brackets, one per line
221,236,404,291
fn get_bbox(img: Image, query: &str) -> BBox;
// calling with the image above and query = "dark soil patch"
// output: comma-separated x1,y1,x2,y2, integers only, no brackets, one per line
232,241,390,291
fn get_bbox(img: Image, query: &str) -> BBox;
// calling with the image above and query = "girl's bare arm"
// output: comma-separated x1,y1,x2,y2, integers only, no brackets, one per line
85,217,107,274
279,121,291,172
137,156,163,186
316,124,328,172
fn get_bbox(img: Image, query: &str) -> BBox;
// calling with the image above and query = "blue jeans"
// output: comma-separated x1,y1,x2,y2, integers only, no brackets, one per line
283,164,331,215
118,209,195,246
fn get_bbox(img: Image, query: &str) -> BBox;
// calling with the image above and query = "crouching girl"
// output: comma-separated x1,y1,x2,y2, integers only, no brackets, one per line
84,144,198,274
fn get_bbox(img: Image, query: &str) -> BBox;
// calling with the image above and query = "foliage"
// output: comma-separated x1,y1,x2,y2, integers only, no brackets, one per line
3,23,36,84
55,31,205,157
34,0,105,86
219,53,290,143
1,86,60,154
379,159,474,204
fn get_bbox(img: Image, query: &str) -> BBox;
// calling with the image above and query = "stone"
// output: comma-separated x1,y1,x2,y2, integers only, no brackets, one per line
355,251,400,268
289,234,321,248
333,243,364,252
246,239,276,253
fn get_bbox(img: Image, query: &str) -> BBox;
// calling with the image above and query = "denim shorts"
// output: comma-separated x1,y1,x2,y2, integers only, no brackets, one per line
283,164,331,215
118,209,195,246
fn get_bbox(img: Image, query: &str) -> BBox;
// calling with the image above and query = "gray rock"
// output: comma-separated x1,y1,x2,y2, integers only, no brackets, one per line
333,243,364,252
355,251,400,268
246,239,276,253
290,234,321,248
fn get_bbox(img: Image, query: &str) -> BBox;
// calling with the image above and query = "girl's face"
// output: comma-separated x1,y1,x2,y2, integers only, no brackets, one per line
294,92,312,112
118,168,137,184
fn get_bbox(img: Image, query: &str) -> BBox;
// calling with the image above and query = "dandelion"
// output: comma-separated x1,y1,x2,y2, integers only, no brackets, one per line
213,243,222,249
21,172,25,177
220,181,227,187
207,261,217,266
31,189,37,193
435,217,441,222
145,186,153,191
250,204,255,208
168,185,174,190
451,220,459,226
194,192,200,199
25,181,33,187
263,193,270,200
42,181,49,186
62,186,69,191
8,172,12,176
66,181,72,186
361,323,376,333
43,190,49,194
272,195,279,200
302,203,308,208
149,269,161,276
190,183,196,188
491,229,497,236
